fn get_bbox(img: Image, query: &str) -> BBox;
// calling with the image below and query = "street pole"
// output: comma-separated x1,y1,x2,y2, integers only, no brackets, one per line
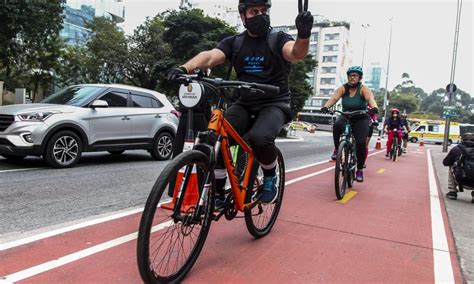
361,24,370,69
381,18,393,132
443,0,463,152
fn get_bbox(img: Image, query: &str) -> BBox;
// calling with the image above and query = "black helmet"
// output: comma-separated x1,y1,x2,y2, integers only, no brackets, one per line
238,0,272,14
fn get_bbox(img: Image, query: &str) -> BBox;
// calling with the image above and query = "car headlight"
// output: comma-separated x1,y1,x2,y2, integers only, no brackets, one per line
18,111,58,121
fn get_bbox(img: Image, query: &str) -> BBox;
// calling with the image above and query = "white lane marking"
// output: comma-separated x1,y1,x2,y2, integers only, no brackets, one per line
427,149,455,283
276,137,304,143
1,149,386,281
0,167,44,173
2,221,174,283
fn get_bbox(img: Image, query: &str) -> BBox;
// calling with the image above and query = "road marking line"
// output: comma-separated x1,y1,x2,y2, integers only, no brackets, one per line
0,167,44,173
427,149,454,283
0,149,387,281
336,191,358,204
1,150,386,251
2,221,174,283
377,168,385,174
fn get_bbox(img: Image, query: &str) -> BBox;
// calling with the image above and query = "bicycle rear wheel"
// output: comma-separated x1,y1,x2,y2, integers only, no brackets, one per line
244,147,285,239
335,141,348,200
137,150,214,283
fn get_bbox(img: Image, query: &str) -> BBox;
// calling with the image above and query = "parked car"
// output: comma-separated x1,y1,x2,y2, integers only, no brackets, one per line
288,121,317,132
0,84,179,168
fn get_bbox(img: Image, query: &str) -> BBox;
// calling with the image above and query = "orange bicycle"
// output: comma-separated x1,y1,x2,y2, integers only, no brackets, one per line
137,73,286,283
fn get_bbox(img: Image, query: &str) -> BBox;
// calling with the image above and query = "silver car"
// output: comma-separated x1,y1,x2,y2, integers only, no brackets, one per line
0,84,179,168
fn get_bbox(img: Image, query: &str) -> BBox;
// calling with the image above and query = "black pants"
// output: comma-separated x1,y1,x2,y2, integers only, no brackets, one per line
333,115,369,169
216,104,286,168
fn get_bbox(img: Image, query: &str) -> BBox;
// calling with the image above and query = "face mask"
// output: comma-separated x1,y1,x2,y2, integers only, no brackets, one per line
245,14,270,37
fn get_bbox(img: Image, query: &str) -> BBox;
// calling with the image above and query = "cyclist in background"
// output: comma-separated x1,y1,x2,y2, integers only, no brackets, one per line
364,105,379,167
166,0,313,204
321,66,378,182
384,108,409,157
401,114,410,153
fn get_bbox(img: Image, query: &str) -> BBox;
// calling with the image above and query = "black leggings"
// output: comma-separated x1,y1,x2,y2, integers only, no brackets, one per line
216,104,286,168
333,116,370,169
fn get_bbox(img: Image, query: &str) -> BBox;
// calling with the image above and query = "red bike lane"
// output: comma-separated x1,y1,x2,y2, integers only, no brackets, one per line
0,146,463,283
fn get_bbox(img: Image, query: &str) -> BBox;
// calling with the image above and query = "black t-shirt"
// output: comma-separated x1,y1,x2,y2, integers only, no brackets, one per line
217,31,293,107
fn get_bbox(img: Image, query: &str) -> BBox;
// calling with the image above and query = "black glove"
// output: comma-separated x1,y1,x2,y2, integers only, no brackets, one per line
295,11,314,39
320,106,329,114
166,66,187,81
369,107,379,115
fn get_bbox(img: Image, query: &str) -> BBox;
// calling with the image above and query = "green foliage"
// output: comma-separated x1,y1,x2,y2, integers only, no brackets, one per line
0,0,65,99
289,55,317,119
84,17,128,84
420,88,473,123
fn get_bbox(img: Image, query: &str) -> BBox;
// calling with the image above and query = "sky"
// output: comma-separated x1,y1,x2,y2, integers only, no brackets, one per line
121,0,473,96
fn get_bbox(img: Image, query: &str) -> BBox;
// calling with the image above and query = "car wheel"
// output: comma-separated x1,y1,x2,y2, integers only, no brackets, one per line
44,130,82,168
1,154,27,160
303,128,308,132
150,132,174,161
410,137,418,143
447,139,452,146
108,150,125,155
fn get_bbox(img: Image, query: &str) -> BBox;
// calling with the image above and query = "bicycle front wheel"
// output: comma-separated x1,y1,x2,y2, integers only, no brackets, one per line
392,138,398,162
244,147,285,239
335,141,349,200
137,150,214,283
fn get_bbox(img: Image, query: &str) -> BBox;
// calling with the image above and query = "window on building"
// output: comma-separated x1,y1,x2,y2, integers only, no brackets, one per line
323,44,339,52
311,33,318,42
324,33,340,41
322,67,336,73
322,56,337,62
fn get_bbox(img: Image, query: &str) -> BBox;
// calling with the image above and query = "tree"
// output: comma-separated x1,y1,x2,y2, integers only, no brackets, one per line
122,16,171,90
420,87,473,123
84,17,128,84
289,55,317,119
388,93,419,114
0,1,65,96
158,9,237,97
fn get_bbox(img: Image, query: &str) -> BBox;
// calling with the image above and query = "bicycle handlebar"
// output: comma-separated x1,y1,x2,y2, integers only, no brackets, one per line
329,109,368,116
176,74,280,96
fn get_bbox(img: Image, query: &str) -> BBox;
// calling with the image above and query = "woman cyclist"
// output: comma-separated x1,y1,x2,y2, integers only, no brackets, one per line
384,108,409,157
321,66,378,182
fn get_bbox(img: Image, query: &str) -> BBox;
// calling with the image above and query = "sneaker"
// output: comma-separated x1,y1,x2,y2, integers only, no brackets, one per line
363,164,367,168
214,193,226,211
445,191,457,200
403,148,407,154
385,152,390,158
356,170,364,182
331,149,337,161
260,176,278,204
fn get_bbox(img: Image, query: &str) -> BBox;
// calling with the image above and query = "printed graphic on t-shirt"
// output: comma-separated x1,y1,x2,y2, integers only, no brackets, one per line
243,56,265,73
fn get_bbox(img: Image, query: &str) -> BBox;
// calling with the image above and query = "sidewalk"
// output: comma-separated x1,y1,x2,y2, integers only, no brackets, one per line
430,147,474,282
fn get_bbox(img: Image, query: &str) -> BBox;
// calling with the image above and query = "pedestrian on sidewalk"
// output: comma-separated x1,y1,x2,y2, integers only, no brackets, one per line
443,132,474,203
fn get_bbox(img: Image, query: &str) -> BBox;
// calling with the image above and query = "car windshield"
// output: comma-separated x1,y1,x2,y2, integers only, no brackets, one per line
41,86,102,106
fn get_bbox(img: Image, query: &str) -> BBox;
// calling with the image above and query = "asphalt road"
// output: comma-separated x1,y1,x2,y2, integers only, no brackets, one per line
0,130,334,238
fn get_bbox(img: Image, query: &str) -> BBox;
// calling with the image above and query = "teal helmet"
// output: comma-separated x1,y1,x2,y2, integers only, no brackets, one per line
346,66,363,77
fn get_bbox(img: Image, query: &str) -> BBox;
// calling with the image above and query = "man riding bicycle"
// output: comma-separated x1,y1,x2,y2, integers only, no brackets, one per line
321,66,378,182
166,0,313,205
384,108,409,157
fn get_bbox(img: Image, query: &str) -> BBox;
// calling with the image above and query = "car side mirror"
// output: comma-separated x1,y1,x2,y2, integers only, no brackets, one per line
91,100,109,108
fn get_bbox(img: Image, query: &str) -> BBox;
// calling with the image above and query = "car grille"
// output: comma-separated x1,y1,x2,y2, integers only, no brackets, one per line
0,138,14,146
0,115,14,132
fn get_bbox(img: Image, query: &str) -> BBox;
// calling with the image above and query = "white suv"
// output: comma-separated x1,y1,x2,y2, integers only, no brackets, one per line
0,84,179,168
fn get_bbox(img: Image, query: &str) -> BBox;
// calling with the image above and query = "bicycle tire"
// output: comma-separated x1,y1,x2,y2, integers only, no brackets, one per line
347,147,355,188
335,141,348,200
137,150,214,283
392,138,398,162
244,147,285,239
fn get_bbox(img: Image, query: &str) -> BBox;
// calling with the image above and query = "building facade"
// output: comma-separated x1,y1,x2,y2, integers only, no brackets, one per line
61,0,126,46
363,62,384,92
189,0,243,32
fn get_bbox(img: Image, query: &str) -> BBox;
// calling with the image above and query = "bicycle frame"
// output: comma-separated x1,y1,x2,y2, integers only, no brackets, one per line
340,118,357,172
207,108,257,212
